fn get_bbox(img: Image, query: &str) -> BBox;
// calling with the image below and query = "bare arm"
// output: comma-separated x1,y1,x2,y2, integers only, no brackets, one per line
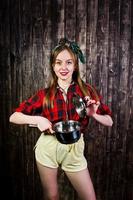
85,98,113,127
9,112,53,132
9,112,39,125
91,113,113,126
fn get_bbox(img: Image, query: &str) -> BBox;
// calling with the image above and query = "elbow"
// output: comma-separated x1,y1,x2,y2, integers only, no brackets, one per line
108,116,113,127
9,113,14,123
9,112,18,123
109,120,113,127
105,115,113,127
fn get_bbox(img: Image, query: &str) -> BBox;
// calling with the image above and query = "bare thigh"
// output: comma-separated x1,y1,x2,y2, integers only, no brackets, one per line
36,161,59,200
65,168,96,200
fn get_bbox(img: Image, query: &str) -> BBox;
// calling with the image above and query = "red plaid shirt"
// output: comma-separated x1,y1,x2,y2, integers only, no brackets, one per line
15,82,112,131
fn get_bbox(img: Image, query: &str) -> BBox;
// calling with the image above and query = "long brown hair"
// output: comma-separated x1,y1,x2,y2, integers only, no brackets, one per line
43,40,99,108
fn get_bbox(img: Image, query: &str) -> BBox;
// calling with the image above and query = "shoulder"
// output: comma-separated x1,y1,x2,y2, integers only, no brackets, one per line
83,82,99,95
29,88,48,102
85,82,95,90
35,88,47,96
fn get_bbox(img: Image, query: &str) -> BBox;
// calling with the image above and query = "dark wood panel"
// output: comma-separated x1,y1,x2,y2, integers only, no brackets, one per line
0,0,132,199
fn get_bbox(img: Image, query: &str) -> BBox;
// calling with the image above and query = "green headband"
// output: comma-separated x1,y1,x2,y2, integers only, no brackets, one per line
54,38,85,64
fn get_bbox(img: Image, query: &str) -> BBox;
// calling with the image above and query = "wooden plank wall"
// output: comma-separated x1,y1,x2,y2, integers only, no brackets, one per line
0,0,132,199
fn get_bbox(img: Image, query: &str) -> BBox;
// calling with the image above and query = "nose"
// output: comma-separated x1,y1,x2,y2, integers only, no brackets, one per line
61,62,67,69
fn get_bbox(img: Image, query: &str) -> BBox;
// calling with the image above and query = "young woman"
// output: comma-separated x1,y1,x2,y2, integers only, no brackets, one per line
9,38,113,200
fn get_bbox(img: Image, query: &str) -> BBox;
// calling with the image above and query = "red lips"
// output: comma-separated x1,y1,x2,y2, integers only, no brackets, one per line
60,72,69,76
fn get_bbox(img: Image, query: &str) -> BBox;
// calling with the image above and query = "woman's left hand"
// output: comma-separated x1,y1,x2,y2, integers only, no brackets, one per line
84,96,113,126
84,96,100,116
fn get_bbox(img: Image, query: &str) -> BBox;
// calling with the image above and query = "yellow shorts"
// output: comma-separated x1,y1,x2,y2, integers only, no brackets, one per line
34,133,87,172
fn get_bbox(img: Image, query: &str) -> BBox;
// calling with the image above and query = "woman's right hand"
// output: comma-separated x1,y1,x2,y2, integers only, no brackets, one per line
35,116,54,133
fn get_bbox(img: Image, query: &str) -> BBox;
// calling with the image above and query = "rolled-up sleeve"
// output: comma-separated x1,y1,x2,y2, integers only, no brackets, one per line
97,102,112,116
87,84,112,116
96,95,112,116
15,90,44,115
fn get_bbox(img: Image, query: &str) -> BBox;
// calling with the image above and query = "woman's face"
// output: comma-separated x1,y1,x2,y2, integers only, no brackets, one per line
53,49,75,82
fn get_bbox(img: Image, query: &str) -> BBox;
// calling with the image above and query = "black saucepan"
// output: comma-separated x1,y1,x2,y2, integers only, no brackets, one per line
53,120,81,144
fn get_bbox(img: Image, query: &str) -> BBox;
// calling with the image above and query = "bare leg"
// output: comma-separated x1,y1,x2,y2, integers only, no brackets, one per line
65,168,96,200
36,161,59,200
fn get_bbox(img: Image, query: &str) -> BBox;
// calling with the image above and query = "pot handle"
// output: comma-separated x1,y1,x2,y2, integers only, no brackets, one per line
29,124,55,135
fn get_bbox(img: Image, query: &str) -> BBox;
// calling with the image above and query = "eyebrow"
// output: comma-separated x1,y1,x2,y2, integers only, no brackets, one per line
55,59,73,61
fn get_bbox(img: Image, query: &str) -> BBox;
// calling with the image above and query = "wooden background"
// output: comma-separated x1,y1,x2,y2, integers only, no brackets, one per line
0,0,133,199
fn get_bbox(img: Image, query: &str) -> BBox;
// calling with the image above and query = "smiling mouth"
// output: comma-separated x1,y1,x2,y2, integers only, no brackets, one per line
60,72,69,76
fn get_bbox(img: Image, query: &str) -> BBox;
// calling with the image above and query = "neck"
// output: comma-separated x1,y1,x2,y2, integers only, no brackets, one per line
58,79,72,90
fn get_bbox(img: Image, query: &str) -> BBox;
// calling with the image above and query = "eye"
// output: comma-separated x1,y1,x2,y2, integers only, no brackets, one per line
55,61,61,65
67,61,73,65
